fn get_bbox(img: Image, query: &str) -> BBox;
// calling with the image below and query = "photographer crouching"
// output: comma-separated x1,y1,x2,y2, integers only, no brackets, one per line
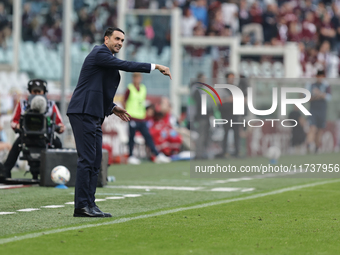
0,79,65,180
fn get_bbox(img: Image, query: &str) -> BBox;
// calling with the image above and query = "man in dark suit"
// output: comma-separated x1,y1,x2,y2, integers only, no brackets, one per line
67,27,171,218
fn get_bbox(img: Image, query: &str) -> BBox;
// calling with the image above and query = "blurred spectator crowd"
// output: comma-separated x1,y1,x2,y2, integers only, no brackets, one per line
0,0,118,49
179,0,340,77
0,1,12,49
1,0,340,77
21,0,118,49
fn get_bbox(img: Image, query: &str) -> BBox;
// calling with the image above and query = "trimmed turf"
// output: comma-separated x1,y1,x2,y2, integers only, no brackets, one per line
0,153,339,254
0,181,339,255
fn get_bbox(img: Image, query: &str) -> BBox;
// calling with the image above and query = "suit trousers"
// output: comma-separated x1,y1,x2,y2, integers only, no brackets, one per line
68,113,103,209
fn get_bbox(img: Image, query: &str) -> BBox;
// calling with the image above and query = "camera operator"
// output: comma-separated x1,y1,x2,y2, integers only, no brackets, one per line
0,79,65,179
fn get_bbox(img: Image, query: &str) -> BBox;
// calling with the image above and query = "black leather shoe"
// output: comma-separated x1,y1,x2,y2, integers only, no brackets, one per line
0,163,4,183
3,165,11,179
91,206,112,217
73,206,105,217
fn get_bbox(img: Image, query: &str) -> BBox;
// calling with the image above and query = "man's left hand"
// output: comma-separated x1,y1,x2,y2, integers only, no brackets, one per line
112,106,131,122
58,124,65,133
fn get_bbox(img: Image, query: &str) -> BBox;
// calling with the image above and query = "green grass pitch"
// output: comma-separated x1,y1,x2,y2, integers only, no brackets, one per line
0,153,339,254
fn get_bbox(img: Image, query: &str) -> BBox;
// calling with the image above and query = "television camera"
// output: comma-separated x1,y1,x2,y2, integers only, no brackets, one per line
16,95,60,179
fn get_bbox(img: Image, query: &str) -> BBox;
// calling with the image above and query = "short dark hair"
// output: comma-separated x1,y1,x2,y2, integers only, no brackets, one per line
133,72,142,77
197,72,204,79
104,27,125,39
316,69,325,77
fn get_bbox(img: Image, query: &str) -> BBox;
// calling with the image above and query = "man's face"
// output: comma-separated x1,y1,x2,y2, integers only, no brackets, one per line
31,89,44,95
198,75,206,83
316,75,325,83
227,74,235,84
133,73,142,84
105,31,125,54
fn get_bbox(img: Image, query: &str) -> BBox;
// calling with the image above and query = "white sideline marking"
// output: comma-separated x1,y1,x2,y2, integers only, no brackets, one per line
214,178,253,183
94,199,106,202
16,208,40,212
65,202,74,205
0,180,338,245
213,172,301,184
0,212,16,215
41,205,65,209
123,194,142,198
109,185,254,192
0,185,24,189
108,185,203,191
241,188,255,192
210,188,240,192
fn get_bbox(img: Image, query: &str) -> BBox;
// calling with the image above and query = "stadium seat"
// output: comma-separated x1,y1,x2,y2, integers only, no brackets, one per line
3,50,13,64
33,62,46,78
0,48,5,63
35,42,47,56
23,42,35,57
20,55,31,72
18,72,29,87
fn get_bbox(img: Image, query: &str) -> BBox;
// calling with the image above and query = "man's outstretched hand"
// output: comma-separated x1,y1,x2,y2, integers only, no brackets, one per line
156,64,172,80
112,106,131,122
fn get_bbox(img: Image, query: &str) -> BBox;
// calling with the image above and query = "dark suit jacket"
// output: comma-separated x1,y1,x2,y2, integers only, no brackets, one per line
67,44,151,119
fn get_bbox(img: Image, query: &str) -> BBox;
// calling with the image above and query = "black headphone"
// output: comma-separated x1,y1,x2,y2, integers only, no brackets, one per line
27,79,48,94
